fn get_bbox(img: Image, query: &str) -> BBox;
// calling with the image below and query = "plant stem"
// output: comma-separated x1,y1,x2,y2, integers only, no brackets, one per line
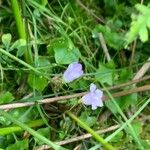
0,48,43,76
67,111,116,150
11,0,26,39
11,0,32,64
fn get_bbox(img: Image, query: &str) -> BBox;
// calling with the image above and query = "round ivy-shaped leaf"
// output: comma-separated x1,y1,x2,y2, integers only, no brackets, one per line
28,74,48,92
53,39,81,64
2,33,12,49
54,47,81,64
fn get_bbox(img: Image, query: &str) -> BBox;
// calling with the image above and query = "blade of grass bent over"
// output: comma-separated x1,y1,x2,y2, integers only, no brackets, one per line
101,83,144,149
106,98,150,141
67,111,116,150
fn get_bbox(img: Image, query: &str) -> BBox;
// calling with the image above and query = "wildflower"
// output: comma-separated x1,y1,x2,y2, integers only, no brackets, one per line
82,83,103,110
63,62,83,83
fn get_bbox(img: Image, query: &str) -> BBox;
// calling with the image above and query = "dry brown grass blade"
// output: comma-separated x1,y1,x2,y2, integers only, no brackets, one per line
35,125,120,150
0,84,149,110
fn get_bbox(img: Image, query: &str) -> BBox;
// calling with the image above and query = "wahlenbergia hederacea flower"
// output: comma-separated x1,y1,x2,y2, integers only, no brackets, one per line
63,62,83,83
82,83,103,110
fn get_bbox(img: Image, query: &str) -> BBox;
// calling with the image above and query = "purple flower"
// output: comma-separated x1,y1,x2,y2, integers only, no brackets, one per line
82,83,103,110
63,62,83,83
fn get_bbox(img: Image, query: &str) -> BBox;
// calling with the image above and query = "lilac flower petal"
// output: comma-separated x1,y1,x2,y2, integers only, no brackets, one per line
63,71,74,82
67,62,78,70
63,62,83,83
73,63,82,71
95,89,103,98
82,93,92,105
97,100,103,107
92,104,98,110
93,95,103,107
90,83,97,92
71,70,83,78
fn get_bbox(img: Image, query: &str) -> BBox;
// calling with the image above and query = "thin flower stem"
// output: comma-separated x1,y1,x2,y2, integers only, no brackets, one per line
67,111,116,150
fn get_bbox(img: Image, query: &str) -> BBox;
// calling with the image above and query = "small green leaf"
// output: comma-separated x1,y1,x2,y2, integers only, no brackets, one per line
16,46,26,57
126,4,150,45
41,0,48,6
105,93,137,113
131,121,142,136
6,140,28,150
118,69,133,83
10,39,26,54
116,93,137,110
28,74,48,91
139,25,148,42
34,127,50,145
54,46,81,65
0,92,14,104
47,38,81,64
35,57,51,73
69,79,89,91
95,63,114,85
79,112,97,127
2,33,12,49
92,25,125,50
110,131,124,142
146,18,150,28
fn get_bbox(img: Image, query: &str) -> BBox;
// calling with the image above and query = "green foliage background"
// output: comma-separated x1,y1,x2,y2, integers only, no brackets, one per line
0,0,149,149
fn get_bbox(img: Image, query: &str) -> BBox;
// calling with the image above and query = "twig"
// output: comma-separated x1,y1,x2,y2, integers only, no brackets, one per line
98,33,111,62
56,125,120,145
76,0,105,23
106,84,150,99
36,125,120,150
133,57,150,80
0,84,149,110
108,76,150,90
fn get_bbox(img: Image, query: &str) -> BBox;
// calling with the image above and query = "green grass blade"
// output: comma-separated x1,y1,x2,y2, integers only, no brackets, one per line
0,119,44,136
0,109,67,150
0,48,49,79
102,83,144,149
11,0,32,64
105,98,150,141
